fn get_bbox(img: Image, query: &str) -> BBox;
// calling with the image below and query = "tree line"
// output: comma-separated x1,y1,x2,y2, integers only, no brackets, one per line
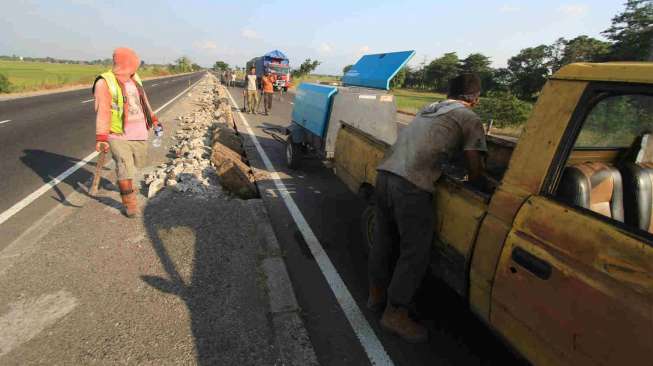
349,0,651,102
0,54,202,73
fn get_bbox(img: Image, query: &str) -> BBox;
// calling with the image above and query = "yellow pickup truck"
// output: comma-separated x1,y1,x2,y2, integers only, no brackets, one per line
333,63,652,365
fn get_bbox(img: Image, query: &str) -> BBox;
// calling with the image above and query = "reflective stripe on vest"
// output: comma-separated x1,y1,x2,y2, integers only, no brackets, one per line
97,70,143,134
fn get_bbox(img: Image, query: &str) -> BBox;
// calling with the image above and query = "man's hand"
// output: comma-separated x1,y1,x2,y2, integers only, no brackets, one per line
96,141,110,153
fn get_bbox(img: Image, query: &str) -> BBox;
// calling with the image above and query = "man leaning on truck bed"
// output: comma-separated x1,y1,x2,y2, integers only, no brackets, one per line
368,73,487,343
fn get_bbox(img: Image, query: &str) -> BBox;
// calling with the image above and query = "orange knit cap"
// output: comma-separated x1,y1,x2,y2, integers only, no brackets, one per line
112,47,140,81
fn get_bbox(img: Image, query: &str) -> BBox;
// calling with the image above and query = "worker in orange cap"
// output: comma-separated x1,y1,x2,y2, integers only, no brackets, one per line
92,47,162,218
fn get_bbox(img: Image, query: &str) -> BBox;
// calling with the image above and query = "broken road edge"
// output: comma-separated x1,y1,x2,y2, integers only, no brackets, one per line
219,83,320,365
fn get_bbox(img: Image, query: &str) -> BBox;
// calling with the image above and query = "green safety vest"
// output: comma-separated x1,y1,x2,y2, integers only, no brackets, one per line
94,70,143,134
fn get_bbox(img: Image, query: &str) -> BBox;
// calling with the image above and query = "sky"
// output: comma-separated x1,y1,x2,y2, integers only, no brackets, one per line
2,0,625,74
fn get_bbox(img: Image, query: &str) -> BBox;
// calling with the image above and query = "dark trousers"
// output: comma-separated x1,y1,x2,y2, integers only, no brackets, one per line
368,171,434,307
263,92,273,113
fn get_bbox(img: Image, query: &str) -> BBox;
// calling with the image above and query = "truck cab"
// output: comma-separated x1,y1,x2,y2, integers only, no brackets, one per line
333,62,653,365
246,50,292,91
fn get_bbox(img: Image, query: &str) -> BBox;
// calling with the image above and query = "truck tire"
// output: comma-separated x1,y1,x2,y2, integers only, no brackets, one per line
361,205,376,255
285,136,301,169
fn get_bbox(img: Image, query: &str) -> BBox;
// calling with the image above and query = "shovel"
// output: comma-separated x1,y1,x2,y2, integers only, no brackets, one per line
89,151,107,196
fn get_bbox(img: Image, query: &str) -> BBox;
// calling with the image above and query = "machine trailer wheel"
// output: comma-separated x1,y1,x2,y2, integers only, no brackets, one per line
286,136,301,169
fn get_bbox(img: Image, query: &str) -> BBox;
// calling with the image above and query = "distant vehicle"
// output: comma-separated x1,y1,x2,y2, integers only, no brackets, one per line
246,50,291,91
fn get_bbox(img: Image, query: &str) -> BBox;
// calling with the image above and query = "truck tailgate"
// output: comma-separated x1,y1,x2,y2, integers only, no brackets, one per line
334,125,389,194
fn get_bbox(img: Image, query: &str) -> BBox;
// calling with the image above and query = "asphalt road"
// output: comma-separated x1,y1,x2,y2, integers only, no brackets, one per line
226,85,524,366
0,71,205,247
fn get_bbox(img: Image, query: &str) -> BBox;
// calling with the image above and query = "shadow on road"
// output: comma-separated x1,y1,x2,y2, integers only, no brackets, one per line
140,191,277,365
20,149,119,209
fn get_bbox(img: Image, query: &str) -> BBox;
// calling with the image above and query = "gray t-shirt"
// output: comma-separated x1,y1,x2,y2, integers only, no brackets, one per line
246,74,258,91
377,100,487,192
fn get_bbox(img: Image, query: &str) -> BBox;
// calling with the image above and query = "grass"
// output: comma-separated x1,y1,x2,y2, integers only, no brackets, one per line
290,74,340,88
392,88,446,114
489,125,524,139
0,60,175,93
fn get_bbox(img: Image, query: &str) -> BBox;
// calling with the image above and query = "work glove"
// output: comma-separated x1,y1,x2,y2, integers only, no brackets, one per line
151,114,161,129
95,141,110,153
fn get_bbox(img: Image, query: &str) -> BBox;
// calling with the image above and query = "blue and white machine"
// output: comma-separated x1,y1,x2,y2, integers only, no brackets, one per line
285,50,415,168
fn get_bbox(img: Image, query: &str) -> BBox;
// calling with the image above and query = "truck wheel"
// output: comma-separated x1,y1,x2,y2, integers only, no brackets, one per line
286,136,301,169
361,205,376,255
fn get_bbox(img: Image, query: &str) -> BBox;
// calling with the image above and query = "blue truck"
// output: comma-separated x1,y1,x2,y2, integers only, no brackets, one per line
246,50,292,91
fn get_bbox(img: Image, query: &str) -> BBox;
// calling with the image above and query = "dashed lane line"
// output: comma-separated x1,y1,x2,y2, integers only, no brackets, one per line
0,74,206,227
224,87,395,366
0,120,11,124
81,99,94,104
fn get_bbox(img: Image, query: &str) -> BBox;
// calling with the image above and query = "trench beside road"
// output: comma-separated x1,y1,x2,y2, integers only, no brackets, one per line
225,84,524,366
0,71,205,247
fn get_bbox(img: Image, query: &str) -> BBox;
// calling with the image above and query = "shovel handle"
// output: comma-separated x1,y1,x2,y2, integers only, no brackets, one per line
89,151,107,196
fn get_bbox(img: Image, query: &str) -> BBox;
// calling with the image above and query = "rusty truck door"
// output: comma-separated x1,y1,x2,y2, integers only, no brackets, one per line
491,87,653,365
492,197,652,365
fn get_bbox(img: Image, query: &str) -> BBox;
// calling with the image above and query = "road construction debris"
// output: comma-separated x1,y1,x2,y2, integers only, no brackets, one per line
145,75,258,199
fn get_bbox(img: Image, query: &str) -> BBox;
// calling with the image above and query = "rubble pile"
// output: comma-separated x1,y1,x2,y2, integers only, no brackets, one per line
145,75,258,199
210,88,258,199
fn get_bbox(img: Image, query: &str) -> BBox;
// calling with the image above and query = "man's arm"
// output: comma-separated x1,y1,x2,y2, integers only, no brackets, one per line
94,79,111,152
464,150,485,183
140,87,159,128
460,113,490,189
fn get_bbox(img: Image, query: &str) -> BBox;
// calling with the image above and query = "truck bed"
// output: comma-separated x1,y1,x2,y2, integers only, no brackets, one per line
335,121,516,195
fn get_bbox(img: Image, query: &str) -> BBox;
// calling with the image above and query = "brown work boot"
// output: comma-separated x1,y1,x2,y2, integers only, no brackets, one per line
380,304,428,343
367,286,386,314
118,179,140,218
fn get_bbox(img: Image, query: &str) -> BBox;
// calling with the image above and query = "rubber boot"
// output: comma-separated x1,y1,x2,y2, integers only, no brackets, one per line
380,304,428,343
367,286,386,314
118,179,140,218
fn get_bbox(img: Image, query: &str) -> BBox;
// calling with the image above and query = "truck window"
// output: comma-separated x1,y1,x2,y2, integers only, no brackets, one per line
555,92,653,231
575,94,653,149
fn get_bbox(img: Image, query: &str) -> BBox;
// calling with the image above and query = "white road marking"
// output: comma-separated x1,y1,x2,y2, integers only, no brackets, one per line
0,74,205,227
224,88,394,366
151,83,159,87
0,151,99,226
153,77,203,114
0,290,78,357
80,98,94,104
0,119,11,124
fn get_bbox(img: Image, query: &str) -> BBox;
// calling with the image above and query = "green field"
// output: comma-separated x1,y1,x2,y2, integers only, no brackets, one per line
290,78,445,114
0,60,174,93
290,74,340,88
392,89,446,114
